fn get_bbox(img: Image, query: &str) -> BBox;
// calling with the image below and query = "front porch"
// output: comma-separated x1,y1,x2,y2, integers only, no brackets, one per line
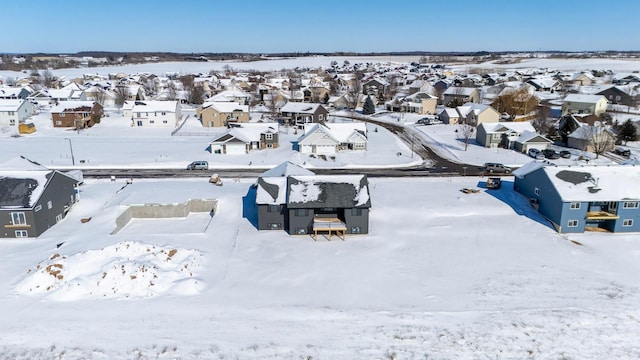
311,217,347,241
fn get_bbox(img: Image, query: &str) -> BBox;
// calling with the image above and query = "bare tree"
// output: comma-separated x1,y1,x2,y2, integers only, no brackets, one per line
180,75,194,89
187,84,205,105
114,86,129,113
459,115,477,151
166,82,178,101
589,124,615,159
492,88,538,120
346,71,363,111
42,70,56,88
267,91,284,119
532,105,551,134
93,87,107,106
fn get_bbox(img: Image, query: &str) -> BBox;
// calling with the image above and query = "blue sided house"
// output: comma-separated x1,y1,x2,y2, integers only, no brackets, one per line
513,162,640,233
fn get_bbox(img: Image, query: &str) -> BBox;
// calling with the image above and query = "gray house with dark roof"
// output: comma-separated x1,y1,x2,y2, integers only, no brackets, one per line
1,164,79,238
254,163,371,237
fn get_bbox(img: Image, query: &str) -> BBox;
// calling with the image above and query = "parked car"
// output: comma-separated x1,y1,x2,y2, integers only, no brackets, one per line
559,150,572,159
614,147,631,158
187,161,209,170
416,117,441,125
528,148,545,160
484,162,512,174
542,149,560,159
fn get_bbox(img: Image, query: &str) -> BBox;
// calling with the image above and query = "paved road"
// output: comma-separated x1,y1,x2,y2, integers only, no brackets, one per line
74,114,497,179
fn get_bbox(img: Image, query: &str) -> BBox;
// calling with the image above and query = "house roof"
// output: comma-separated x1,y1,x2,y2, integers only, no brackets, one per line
563,94,606,104
568,124,614,140
50,101,96,113
131,100,178,112
0,99,27,112
286,175,371,208
201,101,248,113
444,87,476,96
280,102,326,114
527,165,640,202
211,123,279,144
260,161,315,178
479,121,535,133
515,130,552,144
255,176,288,205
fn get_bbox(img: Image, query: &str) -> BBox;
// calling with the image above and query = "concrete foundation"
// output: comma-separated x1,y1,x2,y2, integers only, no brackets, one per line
112,199,218,235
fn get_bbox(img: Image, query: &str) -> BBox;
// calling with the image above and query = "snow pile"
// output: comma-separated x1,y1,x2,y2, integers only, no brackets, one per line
14,241,204,300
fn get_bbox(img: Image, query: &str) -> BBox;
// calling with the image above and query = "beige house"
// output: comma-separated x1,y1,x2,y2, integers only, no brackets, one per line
561,94,608,116
197,101,250,127
457,103,499,125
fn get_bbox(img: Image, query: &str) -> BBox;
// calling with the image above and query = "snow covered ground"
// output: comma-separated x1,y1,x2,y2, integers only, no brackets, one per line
2,177,640,359
2,57,640,359
0,109,421,170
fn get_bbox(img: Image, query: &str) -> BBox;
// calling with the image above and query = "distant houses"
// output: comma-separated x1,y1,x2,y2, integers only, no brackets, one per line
129,101,181,127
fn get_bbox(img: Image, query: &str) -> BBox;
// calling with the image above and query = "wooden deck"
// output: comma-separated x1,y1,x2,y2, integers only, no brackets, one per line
586,211,619,220
312,218,347,241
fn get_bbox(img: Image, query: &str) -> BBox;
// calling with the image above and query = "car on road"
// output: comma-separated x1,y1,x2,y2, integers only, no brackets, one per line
484,162,512,174
559,150,572,159
186,161,209,170
542,149,560,159
528,148,545,160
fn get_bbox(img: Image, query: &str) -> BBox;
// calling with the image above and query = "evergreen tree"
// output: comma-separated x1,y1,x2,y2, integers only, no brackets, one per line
363,96,375,115
559,116,579,145
618,119,638,145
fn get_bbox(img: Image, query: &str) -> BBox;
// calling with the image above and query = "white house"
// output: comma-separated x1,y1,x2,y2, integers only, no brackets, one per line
561,94,608,116
209,123,279,155
0,99,36,127
297,123,367,154
130,101,181,127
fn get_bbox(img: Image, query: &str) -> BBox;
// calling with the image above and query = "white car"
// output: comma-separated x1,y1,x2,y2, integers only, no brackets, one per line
528,148,544,160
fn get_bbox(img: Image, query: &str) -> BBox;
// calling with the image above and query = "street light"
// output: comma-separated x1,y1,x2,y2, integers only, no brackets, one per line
65,138,75,166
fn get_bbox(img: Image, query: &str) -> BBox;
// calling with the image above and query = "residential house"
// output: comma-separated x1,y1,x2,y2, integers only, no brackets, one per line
209,123,279,154
561,94,608,116
456,102,500,125
210,89,252,105
513,130,553,153
526,78,561,92
0,157,80,238
297,123,367,154
385,92,437,115
0,99,36,127
596,86,636,106
0,87,32,100
438,107,461,125
255,165,371,236
442,87,480,107
567,124,616,153
513,162,640,233
362,77,389,101
50,101,104,129
280,102,329,127
197,101,250,127
476,122,541,149
131,100,181,127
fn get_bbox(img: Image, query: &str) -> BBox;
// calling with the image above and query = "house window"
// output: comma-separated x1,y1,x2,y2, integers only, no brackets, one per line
35,205,42,212
163,120,168,124
295,209,308,217
161,112,166,116
265,133,273,140
534,187,540,195
150,120,155,124
8,111,15,115
351,208,362,216
569,202,581,209
11,212,26,225
319,114,324,121
55,120,62,125
268,223,281,230
354,142,366,150
15,230,28,238
351,226,361,234
623,219,634,227
47,200,53,209
567,220,579,227
267,143,273,148
623,201,639,209
136,112,141,117
295,227,307,235
268,204,281,213
9,119,16,125
56,214,63,223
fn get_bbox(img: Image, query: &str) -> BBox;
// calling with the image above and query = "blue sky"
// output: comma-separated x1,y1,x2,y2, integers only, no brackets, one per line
1,0,639,53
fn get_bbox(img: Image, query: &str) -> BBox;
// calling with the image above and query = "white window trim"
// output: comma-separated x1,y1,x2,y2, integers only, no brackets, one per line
11,212,26,225
623,219,634,227
570,202,581,210
567,220,579,227
623,201,639,209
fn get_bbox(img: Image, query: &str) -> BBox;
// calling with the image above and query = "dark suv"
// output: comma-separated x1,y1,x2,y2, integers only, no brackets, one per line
542,149,560,159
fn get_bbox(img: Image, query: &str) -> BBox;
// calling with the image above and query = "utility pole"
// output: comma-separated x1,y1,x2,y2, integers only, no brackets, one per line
65,138,75,166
